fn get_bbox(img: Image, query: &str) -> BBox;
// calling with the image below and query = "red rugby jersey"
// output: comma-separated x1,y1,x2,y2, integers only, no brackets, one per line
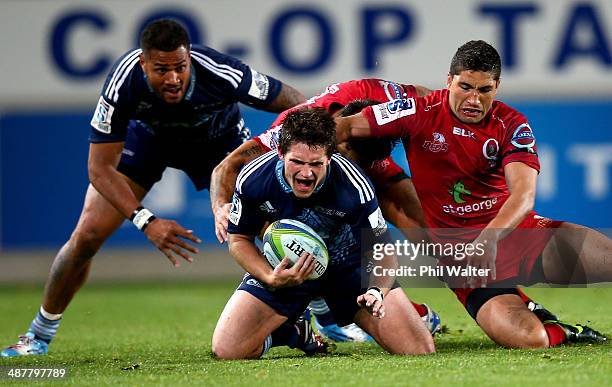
255,79,417,151
362,89,540,230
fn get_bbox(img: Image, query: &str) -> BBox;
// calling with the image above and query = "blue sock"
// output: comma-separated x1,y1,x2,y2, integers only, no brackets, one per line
271,322,299,348
28,308,61,344
309,298,335,326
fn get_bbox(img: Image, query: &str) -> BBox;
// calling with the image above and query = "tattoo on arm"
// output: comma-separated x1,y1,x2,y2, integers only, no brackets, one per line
239,145,265,159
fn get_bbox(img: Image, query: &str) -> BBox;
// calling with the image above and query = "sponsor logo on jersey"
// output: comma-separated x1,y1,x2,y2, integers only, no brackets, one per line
482,138,500,168
452,126,476,140
248,68,270,100
259,201,277,214
229,193,243,225
380,81,406,101
511,123,536,152
315,206,346,217
368,207,387,236
90,96,114,133
373,98,416,124
423,132,449,152
443,197,499,216
449,180,471,204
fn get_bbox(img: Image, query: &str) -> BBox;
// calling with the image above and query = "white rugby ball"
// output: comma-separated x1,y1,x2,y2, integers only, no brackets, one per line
262,219,329,280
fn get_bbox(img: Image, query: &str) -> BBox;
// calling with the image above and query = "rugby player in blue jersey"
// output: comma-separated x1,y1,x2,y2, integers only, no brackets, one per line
1,19,305,357
211,108,435,359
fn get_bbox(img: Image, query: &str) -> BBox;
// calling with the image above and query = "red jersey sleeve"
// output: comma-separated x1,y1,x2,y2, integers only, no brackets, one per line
362,98,417,138
498,108,540,172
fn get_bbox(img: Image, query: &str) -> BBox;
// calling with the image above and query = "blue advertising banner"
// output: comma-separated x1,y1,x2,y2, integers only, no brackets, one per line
1,103,611,249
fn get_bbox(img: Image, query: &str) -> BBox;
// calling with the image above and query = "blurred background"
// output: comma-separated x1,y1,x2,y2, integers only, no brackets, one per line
1,0,611,283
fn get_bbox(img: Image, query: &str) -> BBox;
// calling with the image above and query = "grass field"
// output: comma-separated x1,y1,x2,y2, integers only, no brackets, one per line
0,282,610,386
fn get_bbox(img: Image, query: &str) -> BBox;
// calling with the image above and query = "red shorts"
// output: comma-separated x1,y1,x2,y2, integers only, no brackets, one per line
451,211,564,308
364,156,408,189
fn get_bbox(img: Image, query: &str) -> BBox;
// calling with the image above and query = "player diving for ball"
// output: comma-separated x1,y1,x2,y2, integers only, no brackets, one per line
212,108,435,358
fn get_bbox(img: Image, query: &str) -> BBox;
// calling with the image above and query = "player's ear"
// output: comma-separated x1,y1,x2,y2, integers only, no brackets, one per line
277,147,284,160
446,73,452,89
139,52,146,70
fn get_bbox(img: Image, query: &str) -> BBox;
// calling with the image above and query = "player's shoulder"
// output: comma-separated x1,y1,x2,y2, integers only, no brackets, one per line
490,100,529,131
189,44,247,87
330,154,375,205
236,151,278,195
101,48,143,103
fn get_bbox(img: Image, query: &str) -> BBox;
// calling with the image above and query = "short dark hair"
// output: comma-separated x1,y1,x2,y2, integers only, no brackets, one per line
279,108,336,157
341,99,399,164
140,19,190,53
449,40,501,80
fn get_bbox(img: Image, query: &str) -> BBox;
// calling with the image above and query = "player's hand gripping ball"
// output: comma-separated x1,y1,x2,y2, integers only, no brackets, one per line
262,219,329,279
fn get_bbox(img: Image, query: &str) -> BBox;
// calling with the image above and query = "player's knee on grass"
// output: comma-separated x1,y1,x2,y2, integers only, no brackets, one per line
212,333,263,360
477,294,549,349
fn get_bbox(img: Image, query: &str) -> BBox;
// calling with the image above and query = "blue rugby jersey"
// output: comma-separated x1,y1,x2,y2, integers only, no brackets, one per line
227,151,389,268
89,45,282,143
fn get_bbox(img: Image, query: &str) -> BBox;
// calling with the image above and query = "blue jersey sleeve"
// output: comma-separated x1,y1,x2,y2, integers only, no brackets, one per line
190,45,282,108
227,191,267,236
89,49,141,143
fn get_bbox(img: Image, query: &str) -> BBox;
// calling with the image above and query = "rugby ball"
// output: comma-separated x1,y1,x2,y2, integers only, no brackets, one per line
262,219,329,280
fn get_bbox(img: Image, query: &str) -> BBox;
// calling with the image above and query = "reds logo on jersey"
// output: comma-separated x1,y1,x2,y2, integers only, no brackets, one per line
423,132,449,153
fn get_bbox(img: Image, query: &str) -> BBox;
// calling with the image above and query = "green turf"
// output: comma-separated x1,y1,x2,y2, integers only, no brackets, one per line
0,282,610,386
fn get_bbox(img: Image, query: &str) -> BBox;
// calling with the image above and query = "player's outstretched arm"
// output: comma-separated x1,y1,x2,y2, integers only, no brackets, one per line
88,142,201,267
229,234,315,288
210,140,267,243
262,83,306,113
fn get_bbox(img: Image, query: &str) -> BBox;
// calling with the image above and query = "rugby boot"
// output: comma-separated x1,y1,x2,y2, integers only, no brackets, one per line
546,321,608,344
296,310,335,356
1,333,49,357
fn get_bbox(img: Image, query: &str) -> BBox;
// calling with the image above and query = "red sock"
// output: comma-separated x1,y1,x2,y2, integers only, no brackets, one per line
411,302,427,317
516,288,531,303
544,323,567,347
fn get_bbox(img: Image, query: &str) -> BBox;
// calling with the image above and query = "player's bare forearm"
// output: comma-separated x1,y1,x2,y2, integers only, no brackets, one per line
482,162,537,240
88,142,141,218
210,140,265,210
335,114,372,143
264,83,306,112
228,233,274,284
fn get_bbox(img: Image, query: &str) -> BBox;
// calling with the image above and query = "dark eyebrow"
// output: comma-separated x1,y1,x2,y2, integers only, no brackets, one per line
153,60,187,68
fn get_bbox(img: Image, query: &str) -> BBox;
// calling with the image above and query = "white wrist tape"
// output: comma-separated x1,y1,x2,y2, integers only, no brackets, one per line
365,287,384,303
132,208,155,230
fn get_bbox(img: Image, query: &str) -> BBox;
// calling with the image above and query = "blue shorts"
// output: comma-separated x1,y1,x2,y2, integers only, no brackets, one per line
237,265,398,326
117,121,250,191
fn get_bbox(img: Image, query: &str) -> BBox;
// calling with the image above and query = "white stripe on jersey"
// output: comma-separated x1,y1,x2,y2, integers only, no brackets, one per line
236,151,276,194
191,52,243,88
191,51,243,79
332,154,374,204
104,49,142,102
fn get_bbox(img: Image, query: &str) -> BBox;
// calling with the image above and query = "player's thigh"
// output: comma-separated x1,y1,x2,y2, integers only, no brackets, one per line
212,290,287,359
542,222,612,283
476,293,548,348
72,177,148,247
354,288,434,355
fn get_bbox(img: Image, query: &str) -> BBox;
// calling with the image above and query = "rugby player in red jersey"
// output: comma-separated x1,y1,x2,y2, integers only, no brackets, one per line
336,40,609,348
